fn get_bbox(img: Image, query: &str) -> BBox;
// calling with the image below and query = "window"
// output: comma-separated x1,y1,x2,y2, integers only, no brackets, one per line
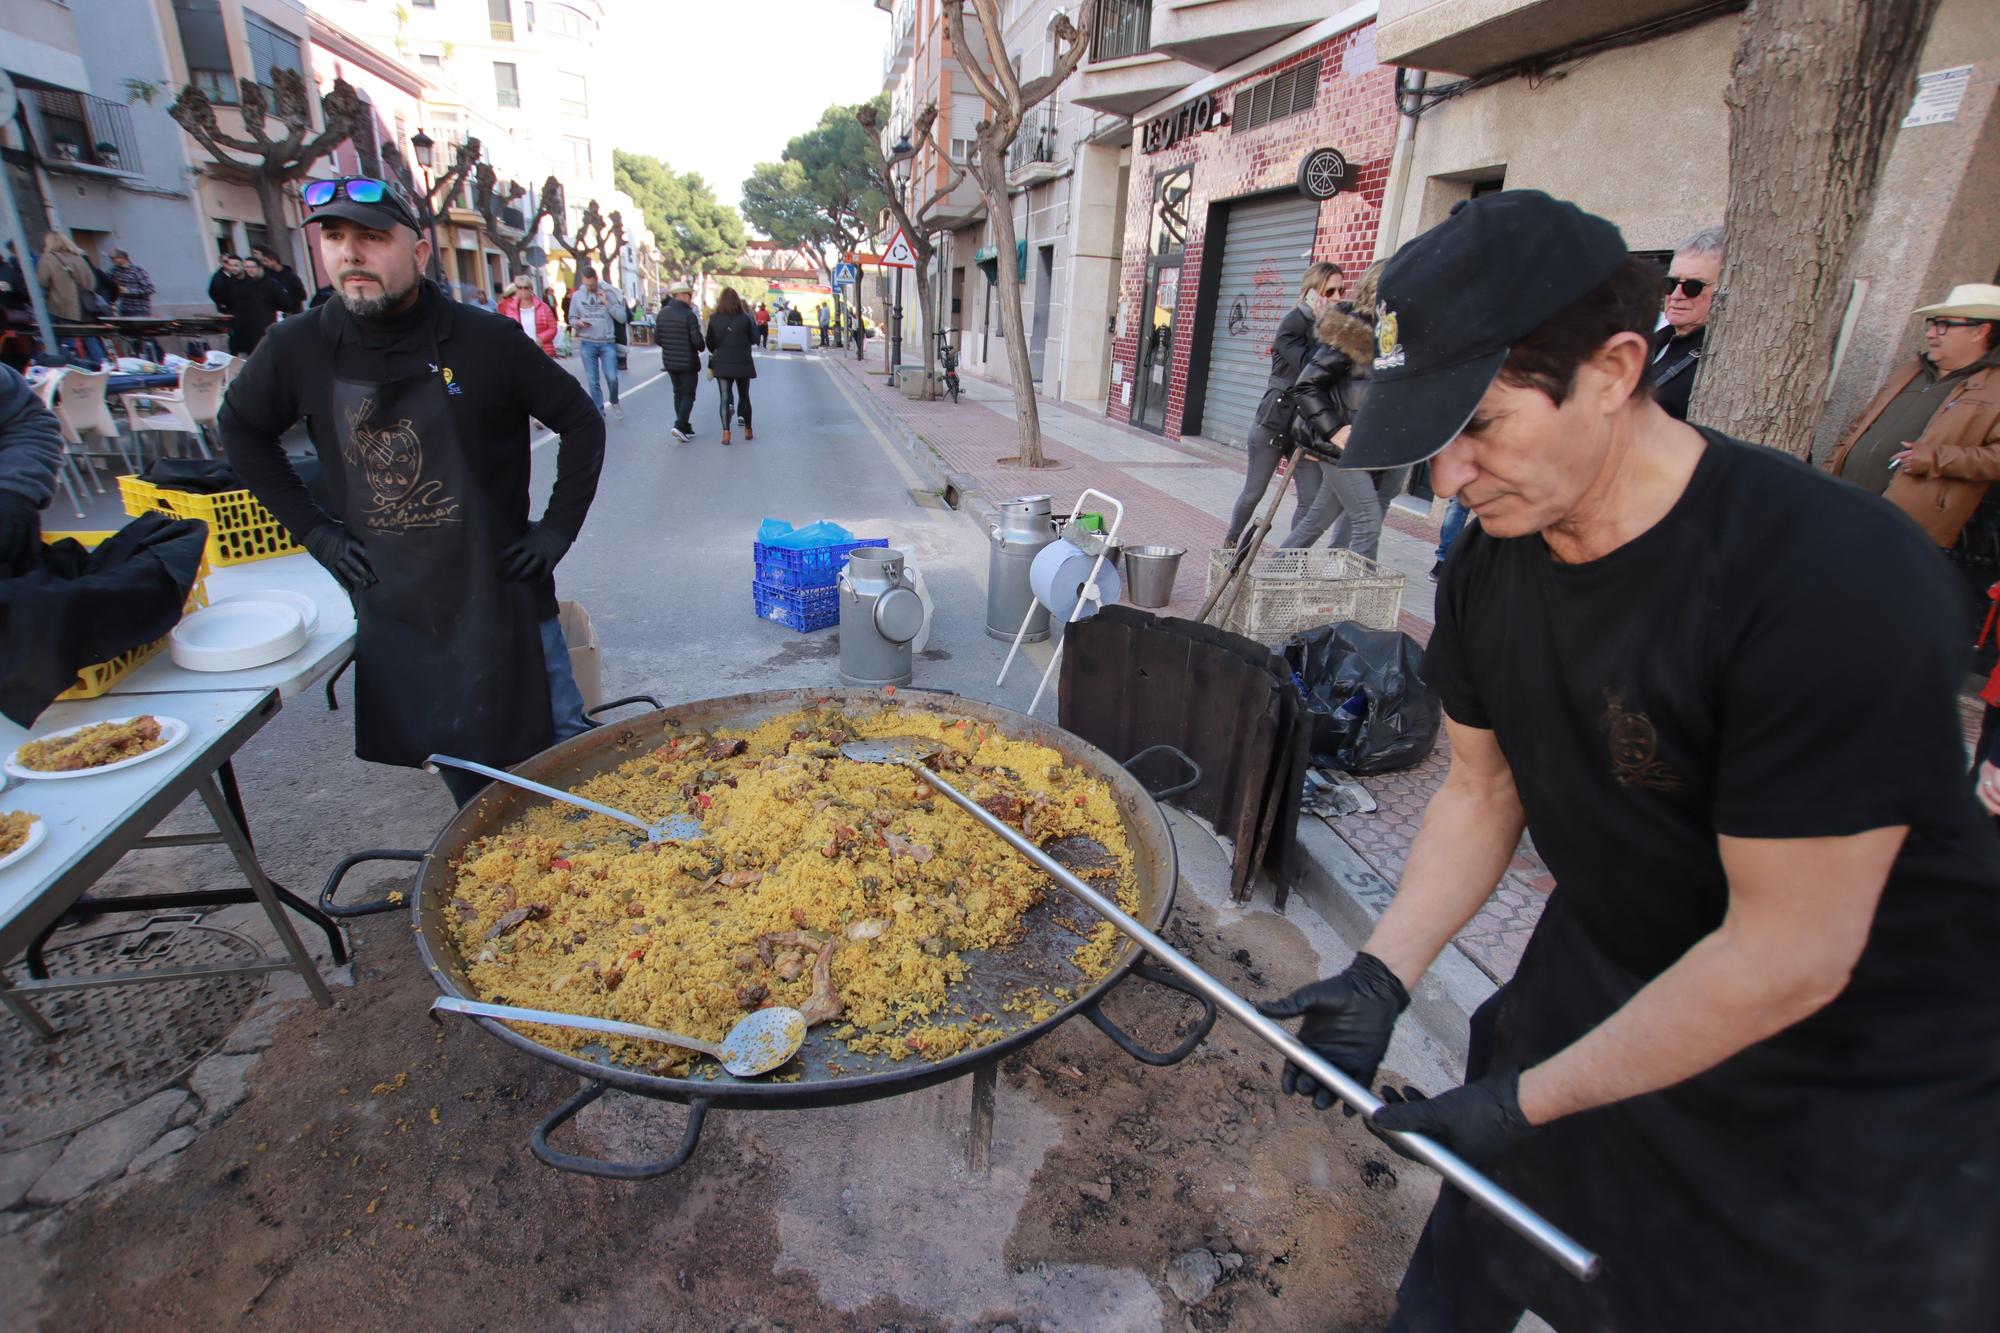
419,54,443,72
543,3,591,38
245,13,304,88
413,0,435,6
1231,58,1320,135
172,0,236,104
489,0,514,41
212,218,237,259
557,71,587,118
563,136,592,179
493,62,520,108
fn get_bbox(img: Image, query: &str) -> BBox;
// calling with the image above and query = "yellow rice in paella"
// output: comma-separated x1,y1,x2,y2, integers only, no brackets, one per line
447,704,1137,1075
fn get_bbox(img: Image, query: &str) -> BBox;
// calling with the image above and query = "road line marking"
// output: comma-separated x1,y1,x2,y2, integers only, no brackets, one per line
532,368,667,451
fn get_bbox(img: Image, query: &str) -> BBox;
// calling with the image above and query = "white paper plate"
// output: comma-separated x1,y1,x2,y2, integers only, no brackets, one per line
0,815,46,872
170,601,306,672
5,715,189,781
212,588,320,637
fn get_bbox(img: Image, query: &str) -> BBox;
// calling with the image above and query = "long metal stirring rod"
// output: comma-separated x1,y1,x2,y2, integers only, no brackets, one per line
905,758,1601,1282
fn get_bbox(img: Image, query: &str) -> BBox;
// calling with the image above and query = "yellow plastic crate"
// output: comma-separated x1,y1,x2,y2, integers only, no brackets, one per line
44,530,211,700
118,474,303,567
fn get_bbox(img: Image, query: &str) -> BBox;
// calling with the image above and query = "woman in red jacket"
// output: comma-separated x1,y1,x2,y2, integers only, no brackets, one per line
498,274,557,356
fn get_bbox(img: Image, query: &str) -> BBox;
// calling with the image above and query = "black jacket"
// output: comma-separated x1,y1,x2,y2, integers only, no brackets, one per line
657,297,703,372
1284,304,1374,461
706,312,757,379
218,280,604,619
1254,302,1319,435
1650,323,1706,421
265,264,307,316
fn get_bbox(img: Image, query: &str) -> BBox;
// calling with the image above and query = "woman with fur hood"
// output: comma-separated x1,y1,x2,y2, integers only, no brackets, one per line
1225,262,1346,546
1277,260,1410,558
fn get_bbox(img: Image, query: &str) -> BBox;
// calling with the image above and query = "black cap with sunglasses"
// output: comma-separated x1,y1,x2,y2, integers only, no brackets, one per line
302,177,424,235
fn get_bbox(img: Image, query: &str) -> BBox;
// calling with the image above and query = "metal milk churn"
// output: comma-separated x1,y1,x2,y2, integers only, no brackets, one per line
986,494,1057,642
839,548,926,687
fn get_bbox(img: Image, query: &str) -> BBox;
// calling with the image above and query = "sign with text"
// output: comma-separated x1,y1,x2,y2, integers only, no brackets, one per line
1903,65,1972,127
1141,93,1228,154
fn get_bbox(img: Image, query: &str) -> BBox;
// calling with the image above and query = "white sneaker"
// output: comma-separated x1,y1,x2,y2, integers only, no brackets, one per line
612,404,624,421
670,427,689,442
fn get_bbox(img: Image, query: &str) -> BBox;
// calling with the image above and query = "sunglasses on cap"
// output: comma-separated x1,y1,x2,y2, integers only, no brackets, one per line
1664,276,1711,298
1925,316,1987,331
302,176,420,222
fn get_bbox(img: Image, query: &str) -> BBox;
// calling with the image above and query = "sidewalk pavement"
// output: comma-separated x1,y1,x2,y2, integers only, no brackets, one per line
823,350,1544,1047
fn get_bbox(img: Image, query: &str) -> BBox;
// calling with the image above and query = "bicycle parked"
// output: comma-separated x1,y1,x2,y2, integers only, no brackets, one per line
937,329,961,404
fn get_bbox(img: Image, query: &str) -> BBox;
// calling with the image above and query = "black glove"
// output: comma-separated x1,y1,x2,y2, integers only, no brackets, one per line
303,521,376,592
0,490,42,576
1255,952,1409,1111
1370,1070,1535,1166
498,522,571,582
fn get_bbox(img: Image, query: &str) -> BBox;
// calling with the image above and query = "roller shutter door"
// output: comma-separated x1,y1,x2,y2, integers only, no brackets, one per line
1200,194,1319,448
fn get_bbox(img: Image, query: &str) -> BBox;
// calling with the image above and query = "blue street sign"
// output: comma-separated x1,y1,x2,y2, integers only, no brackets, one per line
833,262,860,285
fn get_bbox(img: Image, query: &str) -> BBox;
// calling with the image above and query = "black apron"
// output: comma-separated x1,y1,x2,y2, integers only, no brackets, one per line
327,333,551,770
1426,891,2000,1331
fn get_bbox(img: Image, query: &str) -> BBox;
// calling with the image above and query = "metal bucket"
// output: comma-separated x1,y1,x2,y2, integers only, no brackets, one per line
1122,545,1186,608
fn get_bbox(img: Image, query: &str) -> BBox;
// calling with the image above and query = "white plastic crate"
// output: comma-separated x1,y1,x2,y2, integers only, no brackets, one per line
1204,546,1404,643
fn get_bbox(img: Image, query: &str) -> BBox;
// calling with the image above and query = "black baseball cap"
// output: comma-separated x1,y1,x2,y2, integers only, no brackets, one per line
302,177,424,235
1340,191,1629,471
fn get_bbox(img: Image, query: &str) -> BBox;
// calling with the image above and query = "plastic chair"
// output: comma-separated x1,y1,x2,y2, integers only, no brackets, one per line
121,362,227,459
29,370,93,518
42,367,139,492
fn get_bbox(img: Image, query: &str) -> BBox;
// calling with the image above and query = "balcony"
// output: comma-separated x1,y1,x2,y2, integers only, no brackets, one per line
883,0,916,80
1007,109,1065,184
21,87,142,177
1152,0,1327,71
1378,0,1722,76
490,20,514,42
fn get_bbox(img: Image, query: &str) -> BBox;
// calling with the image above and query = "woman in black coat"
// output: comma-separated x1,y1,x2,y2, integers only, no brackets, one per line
1225,262,1344,546
705,286,758,444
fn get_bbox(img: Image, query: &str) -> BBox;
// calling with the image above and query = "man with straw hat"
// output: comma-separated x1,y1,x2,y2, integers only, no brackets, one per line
1827,282,2000,547
657,278,704,443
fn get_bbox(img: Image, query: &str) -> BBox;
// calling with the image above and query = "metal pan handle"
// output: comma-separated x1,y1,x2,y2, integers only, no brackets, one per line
1125,744,1202,801
316,849,424,918
585,694,663,721
1083,960,1217,1066
529,1081,711,1180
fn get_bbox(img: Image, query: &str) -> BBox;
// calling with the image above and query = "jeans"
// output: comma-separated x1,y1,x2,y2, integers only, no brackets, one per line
1224,424,1319,546
668,369,699,433
579,339,619,412
438,617,594,807
718,377,751,430
818,325,829,346
1281,466,1411,559
1435,497,1471,564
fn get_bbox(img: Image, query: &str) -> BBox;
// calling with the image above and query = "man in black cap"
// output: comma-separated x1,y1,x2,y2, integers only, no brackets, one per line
1256,190,2000,1330
219,176,604,805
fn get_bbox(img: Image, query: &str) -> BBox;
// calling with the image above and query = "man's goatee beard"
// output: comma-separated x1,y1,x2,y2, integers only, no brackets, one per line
341,279,418,319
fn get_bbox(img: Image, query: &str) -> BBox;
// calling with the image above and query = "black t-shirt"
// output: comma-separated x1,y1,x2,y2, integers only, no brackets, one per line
1425,431,2000,1016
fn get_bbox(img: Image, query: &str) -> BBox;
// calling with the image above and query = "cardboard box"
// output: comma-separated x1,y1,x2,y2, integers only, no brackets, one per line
557,600,602,713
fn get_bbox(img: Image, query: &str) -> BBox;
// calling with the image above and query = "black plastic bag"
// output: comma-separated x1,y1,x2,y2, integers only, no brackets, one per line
1284,621,1440,775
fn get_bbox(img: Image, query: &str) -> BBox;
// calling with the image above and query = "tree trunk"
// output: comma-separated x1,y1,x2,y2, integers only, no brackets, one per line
975,152,1045,466
915,245,938,398
1689,0,1940,456
252,167,295,262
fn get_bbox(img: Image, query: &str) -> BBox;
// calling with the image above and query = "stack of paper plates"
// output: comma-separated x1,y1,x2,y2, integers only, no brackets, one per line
170,601,307,672
212,588,320,637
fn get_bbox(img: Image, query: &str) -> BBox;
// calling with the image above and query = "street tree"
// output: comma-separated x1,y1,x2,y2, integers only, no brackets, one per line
169,68,365,259
473,167,565,279
1689,0,1942,457
941,0,1098,466
614,150,746,281
743,104,886,322
856,101,967,399
380,135,481,284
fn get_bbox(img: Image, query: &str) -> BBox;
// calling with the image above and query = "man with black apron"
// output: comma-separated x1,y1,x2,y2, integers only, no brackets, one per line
218,177,605,806
1257,192,2000,1330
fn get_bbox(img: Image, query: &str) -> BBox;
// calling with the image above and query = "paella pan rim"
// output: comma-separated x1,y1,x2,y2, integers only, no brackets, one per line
411,687,1180,1110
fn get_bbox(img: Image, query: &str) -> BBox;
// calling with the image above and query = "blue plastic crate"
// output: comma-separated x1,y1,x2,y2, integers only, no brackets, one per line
752,580,840,633
753,536,889,590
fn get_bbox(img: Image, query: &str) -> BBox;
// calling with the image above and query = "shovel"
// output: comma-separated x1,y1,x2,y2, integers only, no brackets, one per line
841,735,1600,1282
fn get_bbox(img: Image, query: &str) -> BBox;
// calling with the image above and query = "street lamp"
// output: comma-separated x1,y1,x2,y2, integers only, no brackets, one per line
410,129,444,284
889,133,913,387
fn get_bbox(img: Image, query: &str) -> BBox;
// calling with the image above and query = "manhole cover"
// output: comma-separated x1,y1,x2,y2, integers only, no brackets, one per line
1,918,265,1150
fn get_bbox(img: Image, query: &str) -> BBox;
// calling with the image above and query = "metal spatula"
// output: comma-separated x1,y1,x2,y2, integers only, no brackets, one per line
432,996,804,1077
426,754,703,842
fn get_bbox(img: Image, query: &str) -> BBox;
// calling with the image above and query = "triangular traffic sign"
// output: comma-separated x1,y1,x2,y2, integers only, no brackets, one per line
881,229,917,269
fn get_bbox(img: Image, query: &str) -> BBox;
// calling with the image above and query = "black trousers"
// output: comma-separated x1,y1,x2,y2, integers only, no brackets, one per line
668,369,699,432
718,377,751,429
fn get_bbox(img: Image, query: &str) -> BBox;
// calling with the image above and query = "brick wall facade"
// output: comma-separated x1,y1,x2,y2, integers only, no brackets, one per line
1108,25,1399,439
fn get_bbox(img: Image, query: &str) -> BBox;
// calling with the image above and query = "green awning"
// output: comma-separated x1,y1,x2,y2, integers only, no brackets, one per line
971,242,1028,283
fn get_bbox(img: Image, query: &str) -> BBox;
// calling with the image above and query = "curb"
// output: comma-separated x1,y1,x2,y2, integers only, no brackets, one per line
832,354,1492,1056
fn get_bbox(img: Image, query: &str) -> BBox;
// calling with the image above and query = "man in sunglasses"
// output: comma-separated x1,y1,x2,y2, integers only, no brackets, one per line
1827,282,2000,550
218,175,605,805
1648,225,1722,421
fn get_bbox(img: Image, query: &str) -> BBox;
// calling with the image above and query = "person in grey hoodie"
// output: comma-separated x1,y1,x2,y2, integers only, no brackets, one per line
0,364,66,576
570,265,629,419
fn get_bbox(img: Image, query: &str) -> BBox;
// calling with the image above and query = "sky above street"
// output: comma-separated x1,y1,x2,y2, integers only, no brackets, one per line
604,0,889,206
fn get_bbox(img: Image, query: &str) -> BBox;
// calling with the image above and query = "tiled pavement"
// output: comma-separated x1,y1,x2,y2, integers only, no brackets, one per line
827,352,1543,982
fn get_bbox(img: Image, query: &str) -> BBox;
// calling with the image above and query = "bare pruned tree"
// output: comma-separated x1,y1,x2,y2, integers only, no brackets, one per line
941,0,1098,466
380,134,482,283
472,166,564,280
857,102,968,398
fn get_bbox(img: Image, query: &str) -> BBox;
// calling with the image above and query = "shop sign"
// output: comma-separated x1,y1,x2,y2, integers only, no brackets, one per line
1141,94,1228,154
1297,147,1357,199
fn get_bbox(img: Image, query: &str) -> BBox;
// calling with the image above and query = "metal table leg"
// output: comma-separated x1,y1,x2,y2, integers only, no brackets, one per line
215,760,348,964
1,988,56,1041
194,773,333,1007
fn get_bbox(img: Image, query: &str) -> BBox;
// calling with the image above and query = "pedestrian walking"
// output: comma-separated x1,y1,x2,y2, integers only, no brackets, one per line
658,279,704,442
705,286,756,445
105,249,156,317
754,302,770,348
1429,497,1471,580
218,173,604,808
1650,225,1723,421
1278,261,1409,559
851,308,868,360
498,274,557,356
816,301,831,348
569,265,628,420
250,242,307,316
1259,190,2000,1332
1224,261,1341,547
